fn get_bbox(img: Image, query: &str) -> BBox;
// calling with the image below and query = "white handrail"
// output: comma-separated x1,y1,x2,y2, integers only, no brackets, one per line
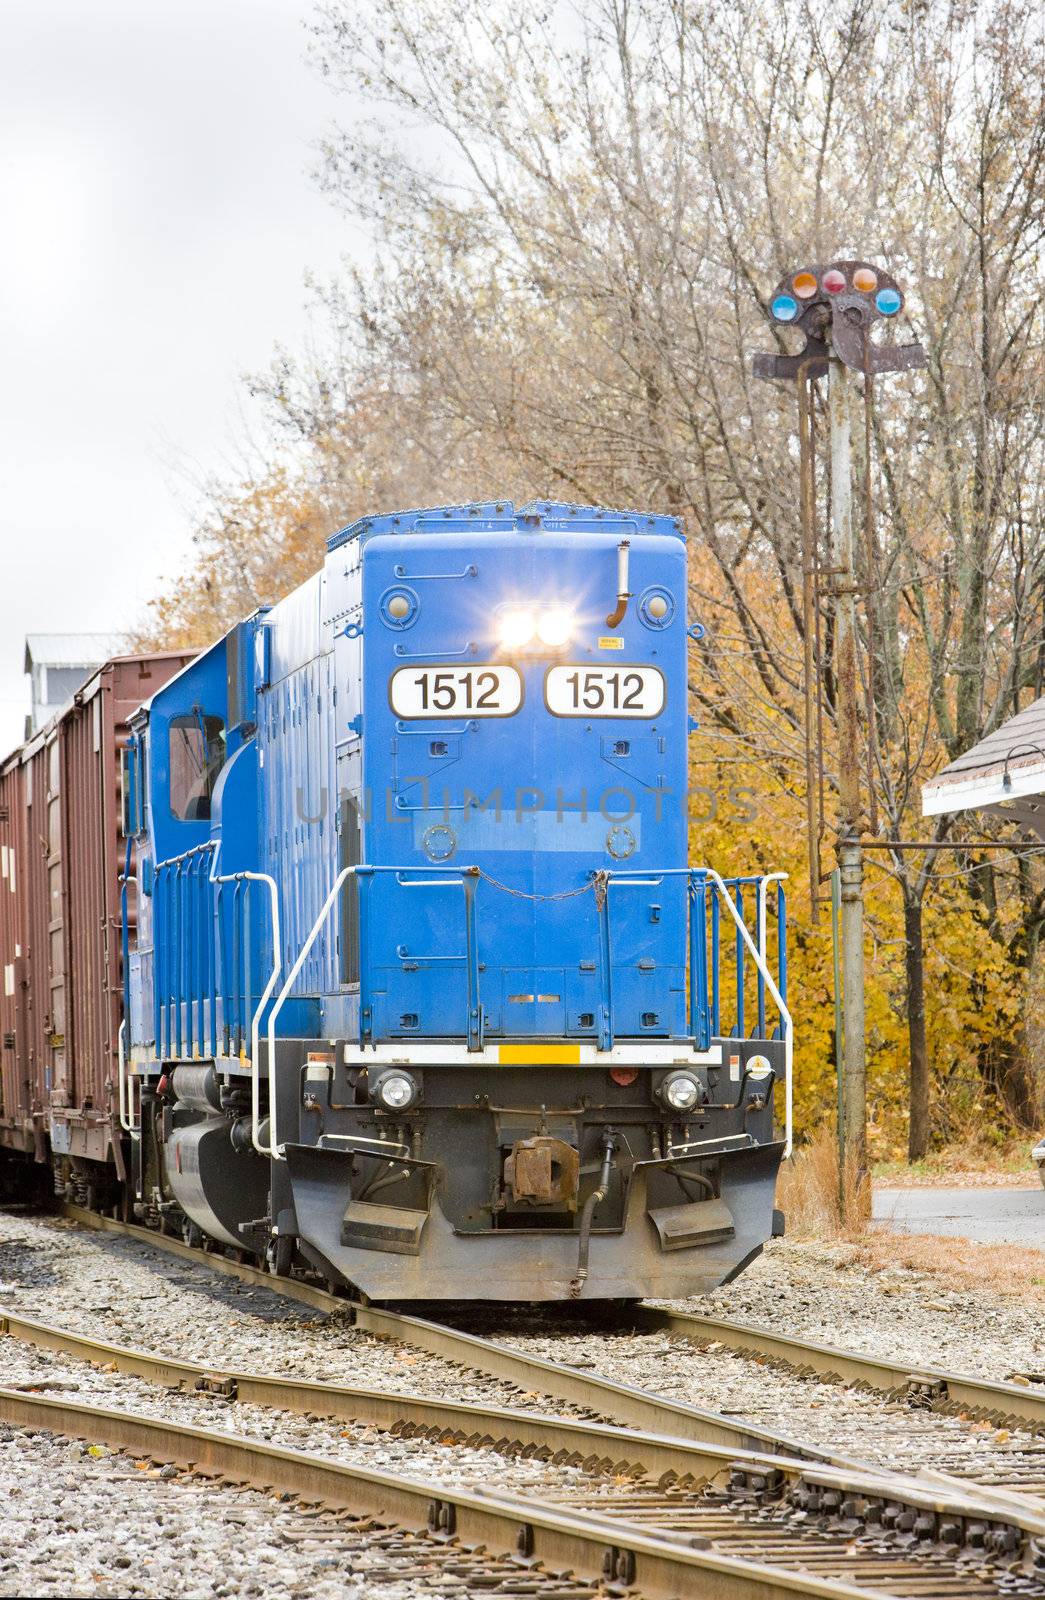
117,1019,139,1140
266,865,355,1161
756,871,788,964
705,869,793,1160
209,847,282,1158
260,861,792,1164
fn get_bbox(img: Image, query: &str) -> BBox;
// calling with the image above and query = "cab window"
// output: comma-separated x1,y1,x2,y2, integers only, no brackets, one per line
169,713,225,821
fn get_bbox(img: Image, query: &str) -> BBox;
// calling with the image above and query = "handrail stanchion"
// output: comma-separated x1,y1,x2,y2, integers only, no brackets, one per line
711,893,720,1037
204,847,282,1151
231,881,243,1055
758,872,789,1041
755,879,767,1038
734,883,745,1038
154,866,164,1060
268,865,354,1158
192,855,203,1054
462,867,482,1051
118,838,140,1139
776,879,788,1039
688,872,711,1050
705,869,793,1159
180,860,189,1057
357,866,374,1046
593,871,614,1052
213,879,226,1055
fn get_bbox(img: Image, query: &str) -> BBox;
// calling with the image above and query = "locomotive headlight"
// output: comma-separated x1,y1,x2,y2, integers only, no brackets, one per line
659,1070,702,1112
499,609,536,649
371,1069,419,1112
536,607,574,647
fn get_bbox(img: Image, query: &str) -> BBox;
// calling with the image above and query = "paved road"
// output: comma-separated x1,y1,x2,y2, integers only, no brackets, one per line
873,1186,1044,1250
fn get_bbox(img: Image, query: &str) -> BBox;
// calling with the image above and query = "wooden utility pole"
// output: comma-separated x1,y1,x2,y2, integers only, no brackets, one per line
828,356,866,1177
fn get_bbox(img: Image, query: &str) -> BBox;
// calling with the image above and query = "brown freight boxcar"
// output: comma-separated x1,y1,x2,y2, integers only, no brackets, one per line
0,652,194,1196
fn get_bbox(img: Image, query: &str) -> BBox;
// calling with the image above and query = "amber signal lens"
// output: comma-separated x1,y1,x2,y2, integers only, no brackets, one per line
853,267,878,292
792,271,818,299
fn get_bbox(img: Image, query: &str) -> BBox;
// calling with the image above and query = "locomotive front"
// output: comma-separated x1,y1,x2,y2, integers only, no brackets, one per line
129,501,789,1301
266,502,789,1300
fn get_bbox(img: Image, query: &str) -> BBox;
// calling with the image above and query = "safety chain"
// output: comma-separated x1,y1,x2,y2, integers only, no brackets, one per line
475,867,601,905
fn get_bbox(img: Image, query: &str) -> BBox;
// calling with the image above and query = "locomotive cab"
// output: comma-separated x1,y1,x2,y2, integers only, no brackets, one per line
124,502,790,1301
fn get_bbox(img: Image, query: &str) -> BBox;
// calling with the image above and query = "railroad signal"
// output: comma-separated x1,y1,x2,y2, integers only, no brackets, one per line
753,258,924,1193
754,260,926,381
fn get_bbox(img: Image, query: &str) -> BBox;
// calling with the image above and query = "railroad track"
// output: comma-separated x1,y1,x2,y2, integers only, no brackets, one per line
60,1204,1045,1502
2,1303,1044,1598
633,1304,1045,1433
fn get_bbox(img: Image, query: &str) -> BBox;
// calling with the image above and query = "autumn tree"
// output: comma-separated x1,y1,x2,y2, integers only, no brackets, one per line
148,0,1045,1150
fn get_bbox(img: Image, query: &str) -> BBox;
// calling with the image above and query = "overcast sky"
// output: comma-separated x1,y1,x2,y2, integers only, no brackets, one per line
0,0,349,754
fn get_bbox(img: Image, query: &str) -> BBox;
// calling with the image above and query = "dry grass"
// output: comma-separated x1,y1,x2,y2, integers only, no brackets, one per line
779,1124,1045,1304
777,1125,871,1235
846,1231,1045,1301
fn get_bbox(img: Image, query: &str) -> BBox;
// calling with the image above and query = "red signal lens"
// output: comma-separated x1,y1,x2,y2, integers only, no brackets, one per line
610,1067,639,1086
822,269,847,294
792,271,817,299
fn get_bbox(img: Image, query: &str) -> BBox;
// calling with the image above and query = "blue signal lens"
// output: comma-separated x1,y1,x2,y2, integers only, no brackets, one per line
875,288,901,316
771,294,799,322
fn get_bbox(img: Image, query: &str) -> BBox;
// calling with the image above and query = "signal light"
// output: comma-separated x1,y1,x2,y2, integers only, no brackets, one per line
771,294,798,322
792,271,817,299
876,287,901,316
853,267,877,293
822,269,847,294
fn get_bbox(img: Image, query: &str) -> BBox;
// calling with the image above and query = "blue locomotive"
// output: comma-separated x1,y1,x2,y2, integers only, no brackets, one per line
119,501,790,1300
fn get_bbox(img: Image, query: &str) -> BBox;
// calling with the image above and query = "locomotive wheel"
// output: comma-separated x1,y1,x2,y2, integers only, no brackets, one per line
273,1234,295,1277
182,1220,202,1250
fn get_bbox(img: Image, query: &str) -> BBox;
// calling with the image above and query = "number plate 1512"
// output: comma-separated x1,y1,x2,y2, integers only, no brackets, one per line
389,664,524,718
545,664,665,717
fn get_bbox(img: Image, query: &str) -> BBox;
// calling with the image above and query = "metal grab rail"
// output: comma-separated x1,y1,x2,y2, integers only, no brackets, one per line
704,870,792,1158
207,847,282,1158
599,868,788,1049
153,841,217,1060
601,867,791,1156
264,864,484,1159
264,862,790,1159
149,844,280,1113
117,837,140,1139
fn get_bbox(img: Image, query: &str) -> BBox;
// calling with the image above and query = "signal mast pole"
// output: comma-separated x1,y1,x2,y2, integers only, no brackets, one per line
828,356,866,1176
754,261,924,1185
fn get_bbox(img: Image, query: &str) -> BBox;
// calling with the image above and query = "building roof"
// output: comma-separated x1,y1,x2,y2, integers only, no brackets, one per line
24,632,133,672
922,695,1045,835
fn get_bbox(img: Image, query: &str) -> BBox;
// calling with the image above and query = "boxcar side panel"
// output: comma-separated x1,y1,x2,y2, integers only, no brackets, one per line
57,654,196,1164
0,758,32,1153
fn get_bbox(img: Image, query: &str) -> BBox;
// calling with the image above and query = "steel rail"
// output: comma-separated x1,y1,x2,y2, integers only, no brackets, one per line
59,1205,832,1462
57,1203,1043,1516
0,1386,878,1600
61,1204,1045,1460
4,1301,1042,1549
0,1302,793,1487
634,1305,1045,1432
